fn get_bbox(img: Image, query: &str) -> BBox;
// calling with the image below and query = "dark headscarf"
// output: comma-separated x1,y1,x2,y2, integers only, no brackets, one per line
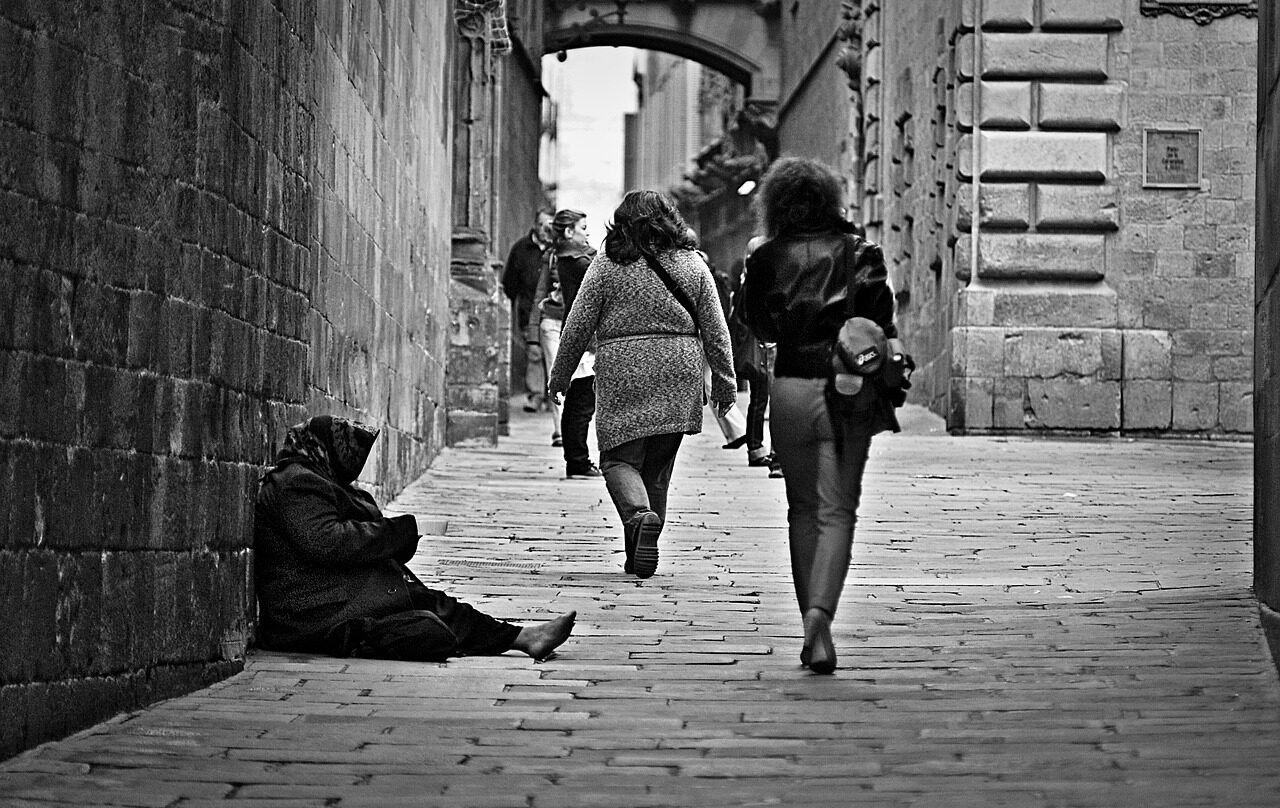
271,415,379,485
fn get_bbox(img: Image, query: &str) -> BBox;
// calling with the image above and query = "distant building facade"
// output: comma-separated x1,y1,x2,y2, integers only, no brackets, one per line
668,0,1258,437
783,0,1258,436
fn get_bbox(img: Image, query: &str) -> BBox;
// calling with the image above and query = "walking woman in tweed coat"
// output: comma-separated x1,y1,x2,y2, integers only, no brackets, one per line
549,190,737,578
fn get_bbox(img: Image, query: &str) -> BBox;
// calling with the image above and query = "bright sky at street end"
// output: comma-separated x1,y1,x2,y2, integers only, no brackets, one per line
542,46,639,245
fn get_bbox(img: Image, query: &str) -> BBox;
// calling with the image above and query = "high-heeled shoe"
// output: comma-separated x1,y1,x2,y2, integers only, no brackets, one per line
803,608,836,674
722,435,748,450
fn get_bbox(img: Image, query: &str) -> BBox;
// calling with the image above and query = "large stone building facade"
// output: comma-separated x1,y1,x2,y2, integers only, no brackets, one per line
774,0,1257,436
655,0,1258,437
0,0,547,759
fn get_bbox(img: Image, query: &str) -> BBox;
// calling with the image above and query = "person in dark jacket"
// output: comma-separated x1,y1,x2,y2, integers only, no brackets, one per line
254,415,576,662
502,210,553,413
743,157,899,675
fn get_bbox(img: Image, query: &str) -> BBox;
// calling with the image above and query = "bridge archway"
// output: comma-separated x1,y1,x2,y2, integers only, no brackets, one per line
544,1,779,100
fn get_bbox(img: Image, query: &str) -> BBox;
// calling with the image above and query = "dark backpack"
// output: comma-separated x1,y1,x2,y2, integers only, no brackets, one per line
824,239,915,440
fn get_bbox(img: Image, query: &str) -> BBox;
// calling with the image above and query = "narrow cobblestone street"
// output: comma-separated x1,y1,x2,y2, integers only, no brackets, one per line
2,399,1276,807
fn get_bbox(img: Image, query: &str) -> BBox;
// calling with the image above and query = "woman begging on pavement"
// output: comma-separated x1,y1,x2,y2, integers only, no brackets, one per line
742,157,901,674
548,190,737,579
254,415,575,662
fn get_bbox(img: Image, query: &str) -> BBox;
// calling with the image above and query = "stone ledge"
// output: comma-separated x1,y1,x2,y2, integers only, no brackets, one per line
1039,83,1125,130
956,183,1032,230
955,232,1106,281
960,132,1109,181
951,279,1120,328
1040,0,1126,30
957,82,1033,130
1036,184,1121,231
961,33,1110,80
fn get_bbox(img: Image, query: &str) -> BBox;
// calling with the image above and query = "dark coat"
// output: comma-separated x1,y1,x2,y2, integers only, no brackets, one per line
744,230,900,434
502,231,550,329
254,461,421,651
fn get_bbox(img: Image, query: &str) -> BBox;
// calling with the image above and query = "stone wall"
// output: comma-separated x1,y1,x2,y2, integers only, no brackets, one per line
859,0,961,417
0,0,455,759
776,2,852,177
1257,1,1280,669
310,2,453,500
777,0,961,417
862,0,1256,435
494,5,550,427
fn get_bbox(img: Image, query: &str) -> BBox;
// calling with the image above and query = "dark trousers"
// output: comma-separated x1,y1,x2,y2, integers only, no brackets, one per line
562,375,597,471
770,377,873,617
325,579,521,662
599,432,684,528
744,369,770,453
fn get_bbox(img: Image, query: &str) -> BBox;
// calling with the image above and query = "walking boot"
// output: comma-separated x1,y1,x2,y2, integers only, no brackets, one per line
623,523,636,574
631,510,662,579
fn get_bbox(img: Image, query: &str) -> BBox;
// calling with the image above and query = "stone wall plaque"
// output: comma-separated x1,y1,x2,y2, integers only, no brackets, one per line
1143,128,1202,189
1139,1,1258,26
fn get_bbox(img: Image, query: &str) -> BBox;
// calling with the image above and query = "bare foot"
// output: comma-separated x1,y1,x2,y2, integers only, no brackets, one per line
512,611,576,660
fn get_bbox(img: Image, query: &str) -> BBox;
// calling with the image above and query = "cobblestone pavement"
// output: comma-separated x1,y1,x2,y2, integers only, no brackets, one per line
3,399,1278,807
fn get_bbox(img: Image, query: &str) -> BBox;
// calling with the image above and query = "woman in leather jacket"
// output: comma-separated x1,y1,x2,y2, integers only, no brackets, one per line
742,157,899,674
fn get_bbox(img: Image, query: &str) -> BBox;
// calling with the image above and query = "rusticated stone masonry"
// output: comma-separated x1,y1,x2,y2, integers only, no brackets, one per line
949,0,1254,435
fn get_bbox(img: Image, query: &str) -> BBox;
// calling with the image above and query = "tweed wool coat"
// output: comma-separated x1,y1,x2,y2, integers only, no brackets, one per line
548,248,737,452
255,461,421,652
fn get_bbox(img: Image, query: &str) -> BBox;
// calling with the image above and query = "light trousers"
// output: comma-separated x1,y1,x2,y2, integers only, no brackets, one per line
539,318,565,435
769,376,873,617
540,317,596,440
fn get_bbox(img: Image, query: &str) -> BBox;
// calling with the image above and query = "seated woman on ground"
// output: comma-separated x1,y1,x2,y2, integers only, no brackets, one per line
254,415,575,662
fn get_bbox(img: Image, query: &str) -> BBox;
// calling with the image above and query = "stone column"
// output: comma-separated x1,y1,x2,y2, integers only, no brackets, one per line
447,3,509,445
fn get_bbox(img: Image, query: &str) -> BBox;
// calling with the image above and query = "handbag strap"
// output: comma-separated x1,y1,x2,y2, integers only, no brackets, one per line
642,252,700,335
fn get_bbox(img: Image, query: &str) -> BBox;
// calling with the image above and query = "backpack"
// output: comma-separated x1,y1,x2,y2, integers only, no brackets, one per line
825,239,915,437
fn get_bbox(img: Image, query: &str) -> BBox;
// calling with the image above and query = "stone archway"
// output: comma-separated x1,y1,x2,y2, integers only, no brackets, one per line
545,0,780,101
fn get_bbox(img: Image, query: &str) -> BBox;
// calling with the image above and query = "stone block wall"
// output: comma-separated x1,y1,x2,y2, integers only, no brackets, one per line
494,5,551,426
947,0,1255,435
779,2,957,417
859,0,964,417
308,2,453,500
0,1,455,759
777,2,849,170
1257,1,1280,670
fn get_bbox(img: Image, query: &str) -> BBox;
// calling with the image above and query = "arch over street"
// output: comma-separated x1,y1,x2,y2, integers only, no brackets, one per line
544,0,779,100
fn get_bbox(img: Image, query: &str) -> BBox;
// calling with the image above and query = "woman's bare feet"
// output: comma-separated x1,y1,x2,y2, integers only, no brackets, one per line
512,611,577,660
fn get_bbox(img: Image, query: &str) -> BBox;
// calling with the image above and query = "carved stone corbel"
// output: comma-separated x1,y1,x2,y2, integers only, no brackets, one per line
1139,0,1258,25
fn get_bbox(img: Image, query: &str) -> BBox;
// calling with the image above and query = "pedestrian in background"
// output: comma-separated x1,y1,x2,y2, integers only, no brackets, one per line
549,190,737,578
692,232,750,451
502,210,553,414
742,157,900,674
733,236,783,478
531,208,601,477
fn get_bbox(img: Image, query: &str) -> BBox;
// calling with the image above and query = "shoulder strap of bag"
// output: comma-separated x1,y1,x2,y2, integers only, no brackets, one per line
642,252,700,335
840,234,864,319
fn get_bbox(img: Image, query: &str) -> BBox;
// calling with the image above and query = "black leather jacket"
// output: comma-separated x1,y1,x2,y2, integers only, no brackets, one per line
742,230,896,379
